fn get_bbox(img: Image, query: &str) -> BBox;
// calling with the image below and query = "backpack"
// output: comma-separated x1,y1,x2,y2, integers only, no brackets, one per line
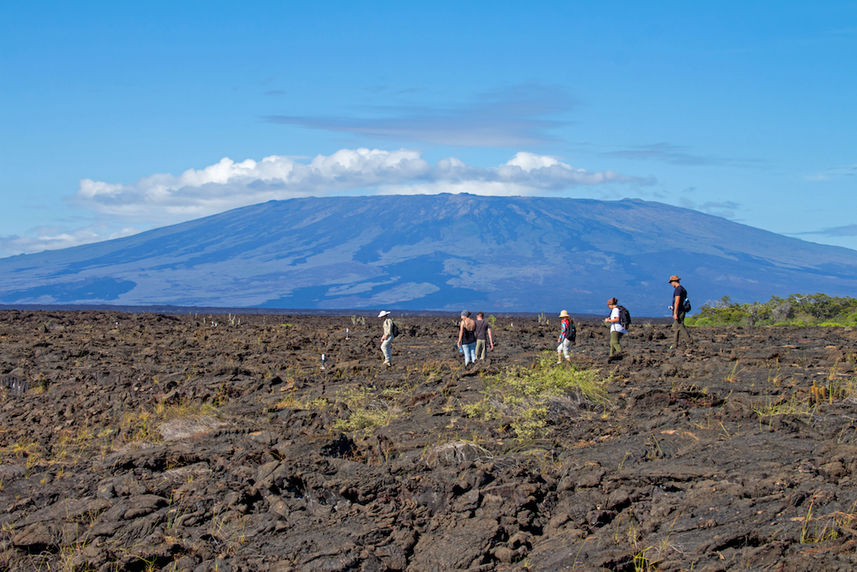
617,305,631,329
682,298,692,313
390,320,400,338
561,318,576,342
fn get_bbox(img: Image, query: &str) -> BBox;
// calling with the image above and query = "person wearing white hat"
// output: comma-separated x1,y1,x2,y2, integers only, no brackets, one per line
556,310,576,364
378,311,395,366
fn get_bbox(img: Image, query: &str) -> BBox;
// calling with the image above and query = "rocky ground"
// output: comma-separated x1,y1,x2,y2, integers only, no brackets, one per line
2,310,857,571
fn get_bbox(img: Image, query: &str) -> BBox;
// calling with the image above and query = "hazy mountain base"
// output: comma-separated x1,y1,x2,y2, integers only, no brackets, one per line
1,312,857,570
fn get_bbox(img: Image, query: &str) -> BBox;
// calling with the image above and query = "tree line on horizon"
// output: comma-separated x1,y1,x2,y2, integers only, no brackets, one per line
686,293,857,327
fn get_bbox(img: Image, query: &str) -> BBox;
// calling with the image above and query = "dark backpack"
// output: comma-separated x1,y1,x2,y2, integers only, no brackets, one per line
390,321,400,337
682,298,692,313
617,305,631,329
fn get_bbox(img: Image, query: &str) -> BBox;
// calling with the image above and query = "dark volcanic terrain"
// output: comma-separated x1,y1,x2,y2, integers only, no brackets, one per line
2,310,857,571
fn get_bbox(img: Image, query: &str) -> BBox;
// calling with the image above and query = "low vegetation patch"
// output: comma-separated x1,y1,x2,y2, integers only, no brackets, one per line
120,399,220,444
333,386,402,435
688,293,857,327
464,352,610,441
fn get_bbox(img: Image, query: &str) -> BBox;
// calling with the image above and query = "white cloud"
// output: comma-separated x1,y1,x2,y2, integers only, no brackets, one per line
4,147,651,257
0,225,139,256
74,149,646,225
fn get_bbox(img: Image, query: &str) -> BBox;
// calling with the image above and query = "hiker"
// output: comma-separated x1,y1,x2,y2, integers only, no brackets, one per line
378,310,395,366
556,310,575,364
669,275,693,350
604,297,627,361
474,312,494,361
457,311,478,367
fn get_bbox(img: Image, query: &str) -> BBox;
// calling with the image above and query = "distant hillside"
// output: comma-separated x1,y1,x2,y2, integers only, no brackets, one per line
1,194,856,315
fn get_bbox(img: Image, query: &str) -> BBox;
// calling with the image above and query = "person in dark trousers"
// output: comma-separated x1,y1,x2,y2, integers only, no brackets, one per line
474,312,494,361
669,275,692,350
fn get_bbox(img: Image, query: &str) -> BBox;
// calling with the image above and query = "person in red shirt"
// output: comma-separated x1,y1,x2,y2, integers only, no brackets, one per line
556,310,576,364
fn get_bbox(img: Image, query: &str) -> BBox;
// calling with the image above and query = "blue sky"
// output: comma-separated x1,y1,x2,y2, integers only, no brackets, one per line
2,1,856,257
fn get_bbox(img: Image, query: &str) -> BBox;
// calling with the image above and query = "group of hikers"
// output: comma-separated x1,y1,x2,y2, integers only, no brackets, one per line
376,274,693,367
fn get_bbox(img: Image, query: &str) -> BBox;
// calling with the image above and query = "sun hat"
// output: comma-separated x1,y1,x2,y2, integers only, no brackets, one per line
668,275,681,283
559,310,570,318
378,310,390,318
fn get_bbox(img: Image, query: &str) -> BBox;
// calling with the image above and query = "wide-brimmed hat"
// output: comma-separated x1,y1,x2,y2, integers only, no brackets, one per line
668,275,681,283
378,310,390,318
559,310,570,318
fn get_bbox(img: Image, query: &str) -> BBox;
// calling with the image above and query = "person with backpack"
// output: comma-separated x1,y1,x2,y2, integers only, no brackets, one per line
378,310,397,367
603,297,628,362
668,275,693,350
457,311,478,367
556,309,576,364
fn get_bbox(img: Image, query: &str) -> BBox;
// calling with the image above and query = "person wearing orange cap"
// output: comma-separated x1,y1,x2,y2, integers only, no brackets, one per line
668,275,692,350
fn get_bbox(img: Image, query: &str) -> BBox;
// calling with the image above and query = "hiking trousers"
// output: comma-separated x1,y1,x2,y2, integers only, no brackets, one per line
609,331,624,356
381,336,393,364
557,338,571,359
673,313,692,347
476,339,487,360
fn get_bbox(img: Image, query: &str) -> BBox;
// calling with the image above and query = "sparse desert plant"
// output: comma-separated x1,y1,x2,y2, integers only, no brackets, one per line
796,497,855,544
333,385,400,435
753,394,816,428
464,351,610,441
119,398,220,444
810,377,857,405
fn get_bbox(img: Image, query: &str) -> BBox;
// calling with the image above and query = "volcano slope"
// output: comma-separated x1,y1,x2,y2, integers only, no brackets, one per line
2,310,857,571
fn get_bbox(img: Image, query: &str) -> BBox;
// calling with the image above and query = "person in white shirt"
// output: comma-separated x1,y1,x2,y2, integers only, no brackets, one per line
603,297,627,362
378,310,394,366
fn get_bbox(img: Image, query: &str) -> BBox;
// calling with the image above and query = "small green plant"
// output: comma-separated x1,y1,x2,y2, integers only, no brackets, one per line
753,395,815,428
463,352,610,441
333,385,400,435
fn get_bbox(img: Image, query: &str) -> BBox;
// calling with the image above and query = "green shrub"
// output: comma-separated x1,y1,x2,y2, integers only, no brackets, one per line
464,352,610,441
686,293,857,327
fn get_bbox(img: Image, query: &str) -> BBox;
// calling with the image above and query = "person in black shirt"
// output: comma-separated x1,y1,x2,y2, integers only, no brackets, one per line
669,275,692,350
474,312,494,361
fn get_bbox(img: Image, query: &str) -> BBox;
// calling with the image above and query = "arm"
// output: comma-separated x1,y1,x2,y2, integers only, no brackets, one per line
673,295,681,320
457,322,464,346
487,326,494,349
